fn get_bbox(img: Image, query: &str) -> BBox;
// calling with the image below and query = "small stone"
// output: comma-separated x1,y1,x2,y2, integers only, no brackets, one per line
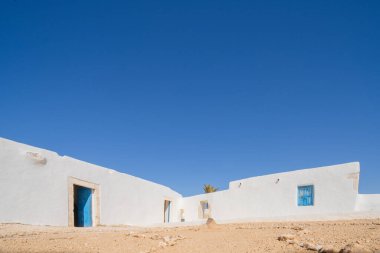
158,241,166,248
316,245,323,251
339,243,373,253
133,234,147,238
304,242,318,251
206,218,217,229
298,229,311,235
278,234,296,241
163,236,171,243
318,245,340,253
150,234,160,240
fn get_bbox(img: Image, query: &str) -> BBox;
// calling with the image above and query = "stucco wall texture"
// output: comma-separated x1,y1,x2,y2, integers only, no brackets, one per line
0,137,379,227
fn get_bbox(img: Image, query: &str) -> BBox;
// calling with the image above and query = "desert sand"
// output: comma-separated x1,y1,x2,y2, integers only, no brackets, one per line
0,219,379,253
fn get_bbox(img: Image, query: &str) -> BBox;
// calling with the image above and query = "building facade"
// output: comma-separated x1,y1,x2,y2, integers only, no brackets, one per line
0,137,379,227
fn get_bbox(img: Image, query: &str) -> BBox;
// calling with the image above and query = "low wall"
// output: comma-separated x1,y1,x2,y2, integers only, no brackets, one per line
355,194,380,213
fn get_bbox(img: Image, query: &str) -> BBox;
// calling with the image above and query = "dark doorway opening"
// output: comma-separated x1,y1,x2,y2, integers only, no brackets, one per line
164,200,171,223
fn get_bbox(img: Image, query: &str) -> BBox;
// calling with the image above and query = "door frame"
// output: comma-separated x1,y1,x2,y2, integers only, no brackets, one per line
68,177,100,227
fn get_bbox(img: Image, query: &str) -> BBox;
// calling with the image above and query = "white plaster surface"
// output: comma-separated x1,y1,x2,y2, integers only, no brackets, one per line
0,138,181,226
180,162,368,223
0,137,379,227
355,194,380,214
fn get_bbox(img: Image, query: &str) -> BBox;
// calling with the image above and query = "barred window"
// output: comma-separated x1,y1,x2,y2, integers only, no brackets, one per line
298,185,314,206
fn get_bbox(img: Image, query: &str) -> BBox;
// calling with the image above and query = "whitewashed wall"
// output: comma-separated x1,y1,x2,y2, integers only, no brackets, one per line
0,138,182,226
355,194,380,214
181,163,365,223
0,137,379,227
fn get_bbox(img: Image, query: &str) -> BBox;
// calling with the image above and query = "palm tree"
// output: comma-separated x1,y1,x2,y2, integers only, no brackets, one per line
203,184,218,193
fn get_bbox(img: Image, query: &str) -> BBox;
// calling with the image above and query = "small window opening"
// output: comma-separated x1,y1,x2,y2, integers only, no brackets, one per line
298,185,314,206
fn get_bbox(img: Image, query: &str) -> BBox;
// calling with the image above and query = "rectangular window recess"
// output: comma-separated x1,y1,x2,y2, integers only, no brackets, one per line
298,185,314,206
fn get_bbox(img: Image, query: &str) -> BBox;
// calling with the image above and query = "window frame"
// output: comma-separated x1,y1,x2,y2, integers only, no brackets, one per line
297,185,314,207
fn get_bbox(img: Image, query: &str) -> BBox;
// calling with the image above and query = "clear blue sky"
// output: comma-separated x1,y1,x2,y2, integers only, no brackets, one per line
1,1,379,196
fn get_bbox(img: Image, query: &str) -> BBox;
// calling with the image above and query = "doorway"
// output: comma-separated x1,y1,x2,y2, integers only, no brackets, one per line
74,185,93,227
68,177,99,227
199,200,209,219
164,200,171,223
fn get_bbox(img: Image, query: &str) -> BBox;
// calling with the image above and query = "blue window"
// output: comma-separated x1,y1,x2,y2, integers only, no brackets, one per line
298,185,314,206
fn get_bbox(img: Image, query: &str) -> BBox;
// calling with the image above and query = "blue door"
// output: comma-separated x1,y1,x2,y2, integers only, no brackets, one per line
75,186,93,227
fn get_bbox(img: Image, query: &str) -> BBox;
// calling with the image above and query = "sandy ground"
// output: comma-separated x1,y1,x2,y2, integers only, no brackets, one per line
0,219,379,253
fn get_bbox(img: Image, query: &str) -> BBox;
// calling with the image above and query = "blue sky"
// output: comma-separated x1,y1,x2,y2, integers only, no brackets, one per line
1,1,379,196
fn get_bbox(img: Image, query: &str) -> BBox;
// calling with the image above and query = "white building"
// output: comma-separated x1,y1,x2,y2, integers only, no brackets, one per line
0,137,379,227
